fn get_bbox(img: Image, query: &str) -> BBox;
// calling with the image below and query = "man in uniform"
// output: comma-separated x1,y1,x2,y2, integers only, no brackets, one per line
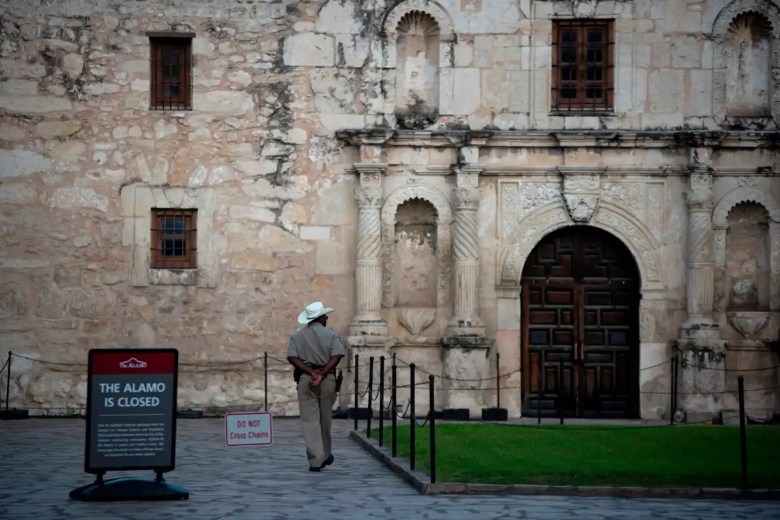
287,301,346,472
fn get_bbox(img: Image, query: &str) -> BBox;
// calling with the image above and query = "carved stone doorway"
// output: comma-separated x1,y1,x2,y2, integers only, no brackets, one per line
521,226,640,418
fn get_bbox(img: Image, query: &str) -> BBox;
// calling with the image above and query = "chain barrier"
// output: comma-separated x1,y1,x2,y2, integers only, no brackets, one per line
680,360,780,373
396,400,411,419
414,414,431,428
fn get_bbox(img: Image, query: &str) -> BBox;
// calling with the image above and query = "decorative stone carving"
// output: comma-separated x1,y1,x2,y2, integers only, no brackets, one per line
564,194,599,223
500,202,663,291
561,171,601,223
398,308,436,335
727,311,770,339
448,171,484,334
351,165,387,336
572,0,598,18
383,0,455,40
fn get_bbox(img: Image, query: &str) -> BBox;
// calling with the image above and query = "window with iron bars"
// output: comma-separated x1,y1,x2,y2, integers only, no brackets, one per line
151,209,197,269
551,20,614,112
148,33,193,110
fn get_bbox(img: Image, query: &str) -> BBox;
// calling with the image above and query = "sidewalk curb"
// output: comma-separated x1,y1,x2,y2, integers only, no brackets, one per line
349,431,780,499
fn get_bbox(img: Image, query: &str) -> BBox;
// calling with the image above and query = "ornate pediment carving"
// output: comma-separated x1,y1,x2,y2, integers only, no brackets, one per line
560,170,601,223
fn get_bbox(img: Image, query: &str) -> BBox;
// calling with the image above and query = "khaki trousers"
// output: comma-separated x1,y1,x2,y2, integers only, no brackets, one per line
297,373,336,468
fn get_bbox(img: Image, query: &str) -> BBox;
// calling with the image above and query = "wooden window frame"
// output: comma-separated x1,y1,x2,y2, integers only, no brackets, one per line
150,209,197,269
551,19,614,112
149,34,193,110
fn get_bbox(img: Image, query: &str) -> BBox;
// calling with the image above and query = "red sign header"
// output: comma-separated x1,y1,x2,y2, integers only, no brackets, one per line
89,350,177,375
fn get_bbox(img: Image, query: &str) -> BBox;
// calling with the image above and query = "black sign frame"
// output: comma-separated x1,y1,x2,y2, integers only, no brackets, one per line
84,348,179,474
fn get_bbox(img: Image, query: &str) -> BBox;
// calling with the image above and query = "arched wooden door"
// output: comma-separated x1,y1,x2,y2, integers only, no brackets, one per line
521,226,640,418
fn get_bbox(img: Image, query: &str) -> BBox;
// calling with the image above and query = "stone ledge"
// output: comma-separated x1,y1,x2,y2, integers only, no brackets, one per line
349,430,780,499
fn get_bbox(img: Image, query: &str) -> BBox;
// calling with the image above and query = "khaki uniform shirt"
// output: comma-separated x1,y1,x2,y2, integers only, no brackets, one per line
287,322,346,366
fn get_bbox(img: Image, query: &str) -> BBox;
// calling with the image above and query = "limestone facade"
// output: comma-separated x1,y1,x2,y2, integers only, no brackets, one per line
0,0,778,421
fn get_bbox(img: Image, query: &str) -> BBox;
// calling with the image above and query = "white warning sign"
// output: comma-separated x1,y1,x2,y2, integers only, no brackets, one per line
225,412,273,447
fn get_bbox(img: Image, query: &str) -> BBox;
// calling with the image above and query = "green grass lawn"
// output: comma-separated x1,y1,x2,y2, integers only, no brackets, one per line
379,423,780,488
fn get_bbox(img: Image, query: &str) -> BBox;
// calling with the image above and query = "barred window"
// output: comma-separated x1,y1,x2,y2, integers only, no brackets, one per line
148,33,193,110
151,209,197,269
551,20,614,112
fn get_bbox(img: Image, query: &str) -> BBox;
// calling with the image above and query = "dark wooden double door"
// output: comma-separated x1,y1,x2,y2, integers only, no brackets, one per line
522,226,640,418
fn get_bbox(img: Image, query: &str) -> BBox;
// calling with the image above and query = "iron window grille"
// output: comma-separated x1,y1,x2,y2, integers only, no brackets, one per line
551,19,614,112
151,209,197,269
149,34,193,110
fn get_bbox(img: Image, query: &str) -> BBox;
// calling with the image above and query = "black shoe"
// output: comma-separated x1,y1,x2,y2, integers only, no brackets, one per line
320,454,334,469
309,466,321,472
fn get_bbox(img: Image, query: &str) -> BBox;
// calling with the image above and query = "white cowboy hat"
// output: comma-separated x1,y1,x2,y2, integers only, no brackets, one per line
297,301,334,324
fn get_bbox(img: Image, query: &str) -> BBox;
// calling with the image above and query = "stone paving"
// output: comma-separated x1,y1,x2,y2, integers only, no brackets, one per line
1,417,779,520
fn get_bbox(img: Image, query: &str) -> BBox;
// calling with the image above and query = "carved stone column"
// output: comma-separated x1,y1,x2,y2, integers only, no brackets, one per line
675,148,726,423
447,167,485,336
350,164,388,337
681,160,718,338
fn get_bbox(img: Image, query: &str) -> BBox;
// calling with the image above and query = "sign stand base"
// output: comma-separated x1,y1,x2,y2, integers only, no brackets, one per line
69,473,189,502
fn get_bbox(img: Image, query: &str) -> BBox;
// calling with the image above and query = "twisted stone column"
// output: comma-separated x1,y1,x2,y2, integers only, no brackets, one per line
350,165,387,336
682,168,717,338
447,170,484,335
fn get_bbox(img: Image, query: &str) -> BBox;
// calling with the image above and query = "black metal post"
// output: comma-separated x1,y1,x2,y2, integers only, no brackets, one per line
264,352,268,412
5,351,11,414
738,376,748,489
410,362,416,471
429,374,436,484
496,352,501,409
558,358,564,425
367,356,374,438
353,354,359,431
379,356,385,447
391,358,397,457
673,355,679,421
670,355,676,425
537,355,543,425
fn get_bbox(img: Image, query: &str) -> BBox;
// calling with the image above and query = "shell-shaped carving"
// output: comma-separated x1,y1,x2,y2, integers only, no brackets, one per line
398,308,436,335
396,198,438,226
727,311,770,339
397,10,440,36
728,11,773,40
726,201,769,223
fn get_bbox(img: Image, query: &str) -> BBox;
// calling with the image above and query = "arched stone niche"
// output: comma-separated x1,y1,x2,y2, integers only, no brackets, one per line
712,0,780,128
713,187,780,311
381,0,456,125
395,11,441,129
393,198,439,307
381,185,452,311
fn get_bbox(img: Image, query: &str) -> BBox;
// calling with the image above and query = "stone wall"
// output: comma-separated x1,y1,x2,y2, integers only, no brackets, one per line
0,0,778,419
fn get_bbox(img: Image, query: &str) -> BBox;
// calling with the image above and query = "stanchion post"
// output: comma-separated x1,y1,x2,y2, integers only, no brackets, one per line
537,355,542,425
410,362,416,471
367,356,374,438
558,358,564,425
353,354,359,431
264,352,268,412
496,352,501,409
391,358,397,457
673,355,679,421
378,356,385,447
669,355,676,426
429,374,436,484
5,351,11,415
738,376,748,489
